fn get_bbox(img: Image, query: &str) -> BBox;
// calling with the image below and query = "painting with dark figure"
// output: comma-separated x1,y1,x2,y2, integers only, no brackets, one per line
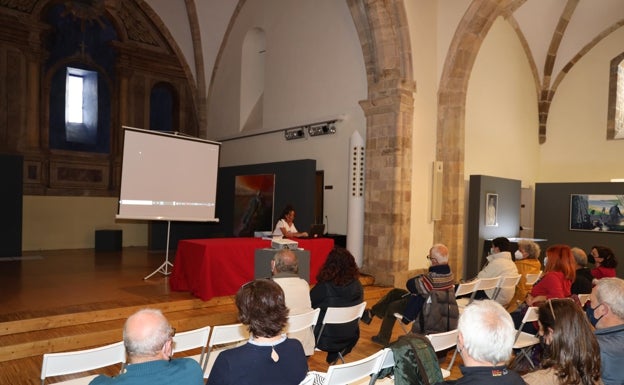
234,174,275,236
570,194,624,233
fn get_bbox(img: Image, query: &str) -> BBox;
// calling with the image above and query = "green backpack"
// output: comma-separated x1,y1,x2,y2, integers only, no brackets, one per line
385,333,443,385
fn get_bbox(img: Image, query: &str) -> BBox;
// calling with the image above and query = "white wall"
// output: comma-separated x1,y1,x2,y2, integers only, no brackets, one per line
405,1,439,270
209,0,367,236
465,18,541,187
539,27,624,182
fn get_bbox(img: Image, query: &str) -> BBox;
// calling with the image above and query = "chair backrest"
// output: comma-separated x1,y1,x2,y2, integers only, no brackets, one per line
426,329,458,352
316,302,366,347
41,341,126,385
172,325,211,366
524,271,542,286
323,349,385,385
204,323,249,378
474,276,501,292
492,274,522,301
454,280,479,297
322,302,367,325
287,308,321,334
515,306,540,340
576,293,591,307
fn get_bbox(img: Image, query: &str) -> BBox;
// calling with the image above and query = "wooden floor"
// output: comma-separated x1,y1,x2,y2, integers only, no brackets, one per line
0,247,463,384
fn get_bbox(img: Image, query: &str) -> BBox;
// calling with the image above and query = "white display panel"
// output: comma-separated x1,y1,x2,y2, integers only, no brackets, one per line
117,127,220,222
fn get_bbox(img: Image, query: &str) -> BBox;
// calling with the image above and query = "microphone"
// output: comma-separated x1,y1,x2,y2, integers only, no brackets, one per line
325,215,329,235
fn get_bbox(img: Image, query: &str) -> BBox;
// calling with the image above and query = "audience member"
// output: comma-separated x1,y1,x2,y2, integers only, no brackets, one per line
522,299,602,385
590,278,624,385
508,239,542,312
511,244,575,332
473,237,518,306
90,308,203,385
437,300,525,385
362,244,457,346
590,246,617,281
271,249,314,355
272,204,308,238
207,279,308,385
310,247,363,364
571,247,593,295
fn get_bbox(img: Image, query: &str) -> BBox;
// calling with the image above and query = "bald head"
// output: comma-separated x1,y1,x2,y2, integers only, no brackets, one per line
123,309,173,362
272,249,299,274
430,243,449,264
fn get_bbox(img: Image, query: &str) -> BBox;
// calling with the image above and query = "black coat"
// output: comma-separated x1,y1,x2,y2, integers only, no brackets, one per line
310,279,364,359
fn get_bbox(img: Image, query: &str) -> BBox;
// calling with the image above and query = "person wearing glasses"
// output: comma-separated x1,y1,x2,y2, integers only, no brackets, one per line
90,308,203,385
590,277,624,385
522,299,602,385
590,245,617,281
361,243,457,347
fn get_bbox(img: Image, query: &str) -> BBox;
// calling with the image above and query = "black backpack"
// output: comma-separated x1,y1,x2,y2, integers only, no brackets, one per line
380,334,443,385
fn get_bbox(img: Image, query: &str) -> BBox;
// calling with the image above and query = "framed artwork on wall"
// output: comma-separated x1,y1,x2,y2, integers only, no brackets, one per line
570,194,624,233
233,174,275,236
486,193,498,227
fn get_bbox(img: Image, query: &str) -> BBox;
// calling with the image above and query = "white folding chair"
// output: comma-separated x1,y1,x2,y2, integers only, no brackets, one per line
512,306,540,369
426,329,458,378
474,276,501,297
492,274,522,304
40,341,126,385
287,308,321,333
454,279,480,311
316,302,367,364
576,293,591,307
524,271,542,286
203,323,249,378
172,325,211,369
309,349,386,385
369,348,394,385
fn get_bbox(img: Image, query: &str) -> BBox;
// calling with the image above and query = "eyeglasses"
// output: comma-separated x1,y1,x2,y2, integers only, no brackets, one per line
168,327,176,339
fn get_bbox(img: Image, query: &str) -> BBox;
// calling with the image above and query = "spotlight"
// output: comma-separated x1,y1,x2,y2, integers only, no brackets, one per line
308,121,337,136
284,127,305,140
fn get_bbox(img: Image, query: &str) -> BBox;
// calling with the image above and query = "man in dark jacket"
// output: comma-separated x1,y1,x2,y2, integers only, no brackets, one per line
362,243,457,346
437,300,525,385
591,277,624,385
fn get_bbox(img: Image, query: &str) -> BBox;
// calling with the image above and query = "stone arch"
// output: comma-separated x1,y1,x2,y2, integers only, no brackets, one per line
347,0,416,285
435,0,512,275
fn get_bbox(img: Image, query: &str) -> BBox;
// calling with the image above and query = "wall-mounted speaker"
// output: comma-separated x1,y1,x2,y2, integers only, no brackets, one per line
431,161,443,221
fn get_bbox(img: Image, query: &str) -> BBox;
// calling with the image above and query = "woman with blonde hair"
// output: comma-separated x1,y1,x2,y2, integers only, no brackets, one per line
508,240,542,312
522,299,602,385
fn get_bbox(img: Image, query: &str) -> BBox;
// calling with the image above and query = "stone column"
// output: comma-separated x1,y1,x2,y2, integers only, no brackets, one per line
360,69,416,286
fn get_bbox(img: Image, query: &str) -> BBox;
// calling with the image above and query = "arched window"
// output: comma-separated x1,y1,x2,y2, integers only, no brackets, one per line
240,28,266,131
607,53,624,140
150,82,178,132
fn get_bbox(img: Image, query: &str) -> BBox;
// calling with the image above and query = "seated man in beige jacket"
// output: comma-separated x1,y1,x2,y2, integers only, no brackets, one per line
271,249,315,355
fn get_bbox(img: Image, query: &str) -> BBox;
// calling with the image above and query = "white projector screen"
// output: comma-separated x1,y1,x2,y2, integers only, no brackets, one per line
117,127,220,222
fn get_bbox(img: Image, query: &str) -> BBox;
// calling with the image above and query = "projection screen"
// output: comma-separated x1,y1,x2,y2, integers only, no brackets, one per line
117,127,220,222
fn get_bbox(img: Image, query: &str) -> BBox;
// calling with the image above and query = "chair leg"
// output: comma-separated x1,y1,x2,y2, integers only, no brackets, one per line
448,347,459,372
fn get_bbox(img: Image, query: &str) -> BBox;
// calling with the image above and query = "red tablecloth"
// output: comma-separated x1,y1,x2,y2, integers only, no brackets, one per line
169,237,334,301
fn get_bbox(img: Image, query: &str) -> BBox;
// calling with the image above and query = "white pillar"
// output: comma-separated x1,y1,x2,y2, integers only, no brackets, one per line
347,131,365,266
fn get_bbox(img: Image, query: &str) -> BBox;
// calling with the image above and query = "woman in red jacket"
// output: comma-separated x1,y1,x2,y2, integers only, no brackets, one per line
525,244,576,306
590,245,617,280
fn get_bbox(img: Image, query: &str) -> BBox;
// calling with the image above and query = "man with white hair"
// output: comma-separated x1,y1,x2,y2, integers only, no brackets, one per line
363,243,457,346
90,308,204,385
438,300,525,384
589,277,624,385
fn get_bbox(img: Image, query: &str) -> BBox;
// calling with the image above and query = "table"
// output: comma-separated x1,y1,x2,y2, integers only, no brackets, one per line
169,237,334,301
